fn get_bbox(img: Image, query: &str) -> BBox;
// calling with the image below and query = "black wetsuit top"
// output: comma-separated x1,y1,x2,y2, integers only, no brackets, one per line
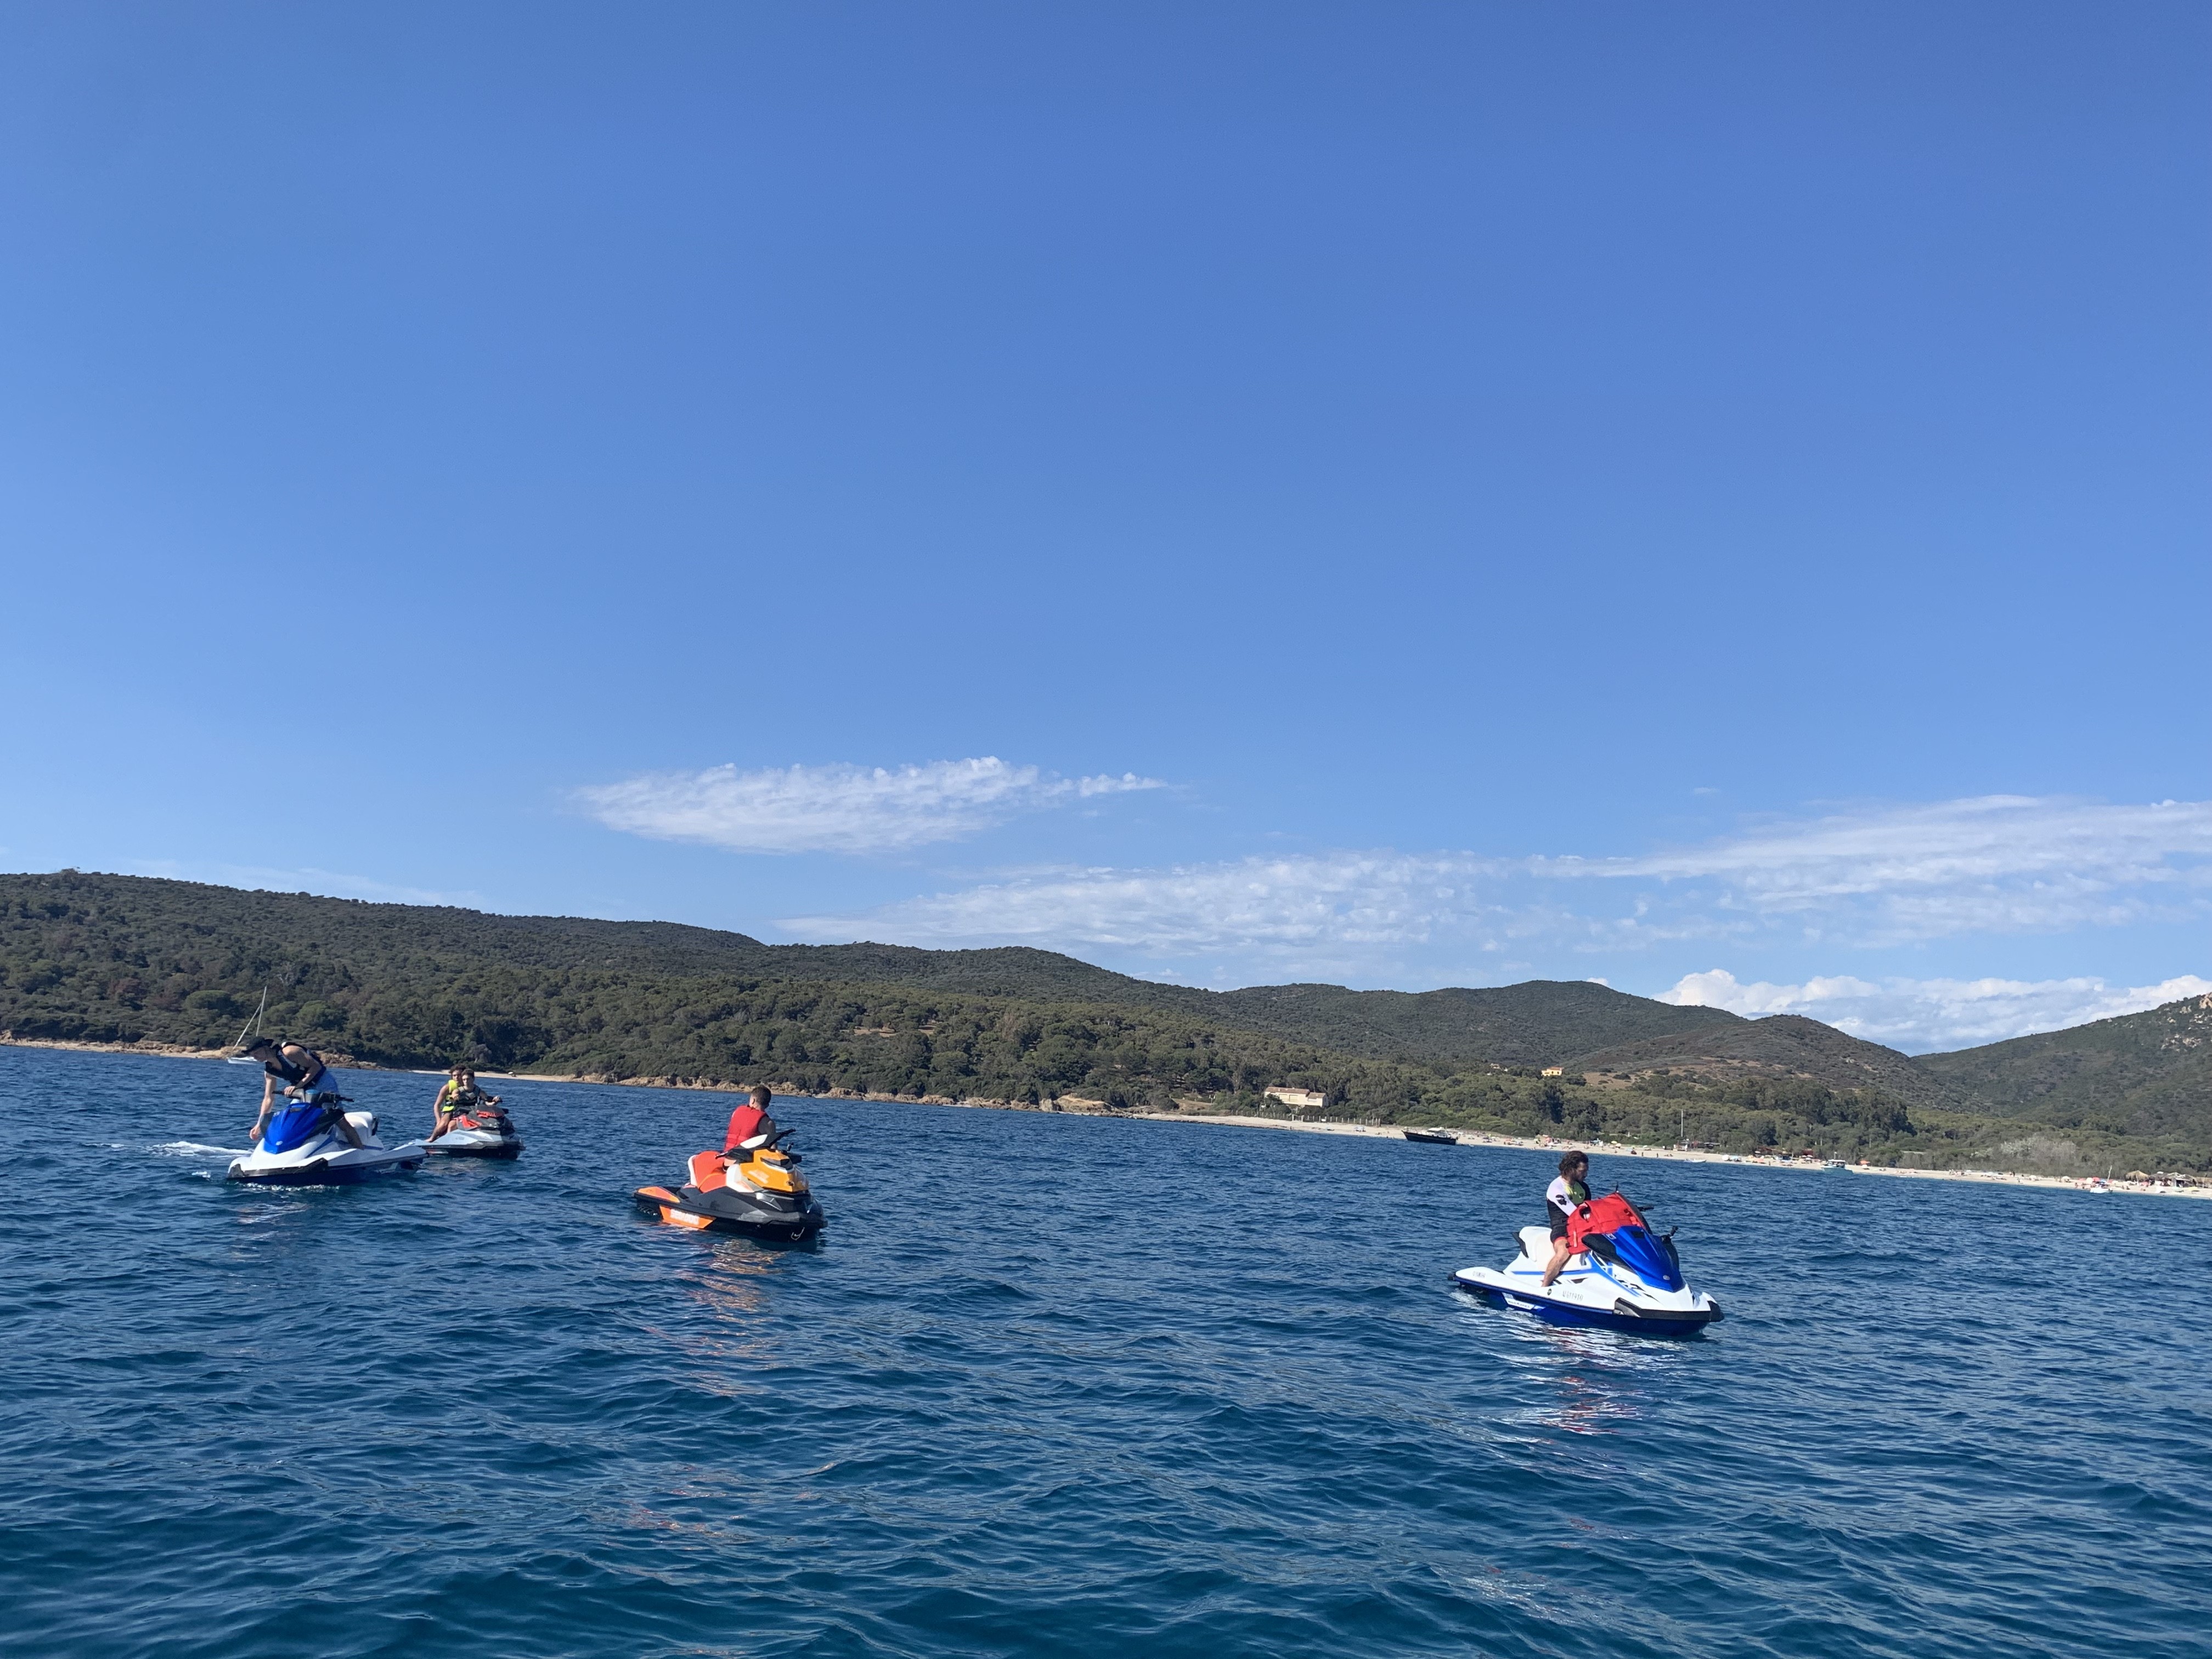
264,1047,329,1094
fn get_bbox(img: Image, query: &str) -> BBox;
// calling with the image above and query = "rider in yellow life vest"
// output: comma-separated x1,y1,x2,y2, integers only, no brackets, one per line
426,1065,501,1143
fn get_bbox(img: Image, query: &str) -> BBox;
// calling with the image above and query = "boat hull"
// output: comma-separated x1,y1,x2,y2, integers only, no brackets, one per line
227,1148,426,1185
425,1137,524,1159
1453,1271,1720,1335
633,1184,825,1243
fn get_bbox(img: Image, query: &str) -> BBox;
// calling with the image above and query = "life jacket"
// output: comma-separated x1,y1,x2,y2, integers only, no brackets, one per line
264,1045,327,1091
1566,1192,1647,1254
724,1104,769,1151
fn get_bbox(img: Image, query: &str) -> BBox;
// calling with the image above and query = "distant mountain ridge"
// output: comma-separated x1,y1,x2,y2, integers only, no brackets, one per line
0,872,1758,1069
1,871,2203,1168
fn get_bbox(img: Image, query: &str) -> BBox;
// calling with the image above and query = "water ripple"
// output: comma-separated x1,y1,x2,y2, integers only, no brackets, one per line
2,1045,2207,1658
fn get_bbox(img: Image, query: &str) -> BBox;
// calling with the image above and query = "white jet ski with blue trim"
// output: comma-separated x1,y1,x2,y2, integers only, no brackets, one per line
226,1097,425,1186
1453,1191,1722,1335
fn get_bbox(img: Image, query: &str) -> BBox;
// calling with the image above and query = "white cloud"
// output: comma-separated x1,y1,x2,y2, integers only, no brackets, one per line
578,757,1161,855
777,794,2212,994
1659,968,2212,1054
130,861,484,908
780,851,1514,978
1544,796,2212,944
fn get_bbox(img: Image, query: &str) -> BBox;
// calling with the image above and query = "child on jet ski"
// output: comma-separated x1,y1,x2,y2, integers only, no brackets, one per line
242,1036,364,1149
1540,1150,1592,1286
426,1065,501,1143
721,1085,778,1162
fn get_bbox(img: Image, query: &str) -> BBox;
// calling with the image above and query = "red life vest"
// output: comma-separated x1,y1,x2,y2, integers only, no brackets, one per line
1566,1192,1646,1253
723,1104,767,1151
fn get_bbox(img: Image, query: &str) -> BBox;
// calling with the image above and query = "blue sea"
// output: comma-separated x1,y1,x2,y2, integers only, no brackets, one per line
3,1045,2208,1658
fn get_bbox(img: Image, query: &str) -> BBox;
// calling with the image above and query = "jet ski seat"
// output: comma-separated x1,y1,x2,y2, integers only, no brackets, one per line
687,1150,729,1192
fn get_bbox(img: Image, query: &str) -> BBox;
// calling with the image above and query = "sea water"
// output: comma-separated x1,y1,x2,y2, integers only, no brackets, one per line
1,1045,2206,1659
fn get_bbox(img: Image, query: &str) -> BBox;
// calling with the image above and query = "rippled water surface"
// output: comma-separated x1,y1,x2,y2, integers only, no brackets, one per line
4,1046,2208,1658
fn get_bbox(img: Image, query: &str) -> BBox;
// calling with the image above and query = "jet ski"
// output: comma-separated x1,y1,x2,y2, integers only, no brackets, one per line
227,1097,426,1186
1453,1191,1722,1335
424,1101,524,1159
634,1126,825,1242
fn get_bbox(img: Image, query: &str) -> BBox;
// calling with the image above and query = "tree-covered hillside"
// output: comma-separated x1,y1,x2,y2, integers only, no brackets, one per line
1914,994,2212,1144
1,871,2204,1175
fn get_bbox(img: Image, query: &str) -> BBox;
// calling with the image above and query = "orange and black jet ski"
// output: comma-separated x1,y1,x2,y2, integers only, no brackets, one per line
634,1126,825,1242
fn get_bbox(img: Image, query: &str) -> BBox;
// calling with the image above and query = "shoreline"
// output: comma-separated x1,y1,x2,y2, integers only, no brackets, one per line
8,1036,2204,1201
1131,1111,2212,1203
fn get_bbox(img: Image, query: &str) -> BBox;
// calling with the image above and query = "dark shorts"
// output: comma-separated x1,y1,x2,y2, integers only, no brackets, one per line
1547,1206,1571,1240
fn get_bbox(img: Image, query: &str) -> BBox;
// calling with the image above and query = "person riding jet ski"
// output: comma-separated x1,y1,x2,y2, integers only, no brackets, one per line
722,1085,776,1157
241,1037,362,1150
1454,1165,1722,1335
634,1087,826,1242
422,1065,523,1158
228,1041,423,1185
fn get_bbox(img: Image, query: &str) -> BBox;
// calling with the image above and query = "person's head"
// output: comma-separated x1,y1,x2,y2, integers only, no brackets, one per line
241,1036,279,1060
750,1084,772,1108
456,1067,475,1083
1559,1150,1589,1179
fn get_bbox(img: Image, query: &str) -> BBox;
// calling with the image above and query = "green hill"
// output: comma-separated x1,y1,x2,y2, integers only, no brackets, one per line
1914,994,2212,1148
0,870,2203,1175
1204,980,1740,1067
0,872,1748,1070
1573,1013,1963,1111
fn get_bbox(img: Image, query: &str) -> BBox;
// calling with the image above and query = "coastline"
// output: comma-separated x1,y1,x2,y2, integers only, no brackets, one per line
7,1037,2203,1201
1128,1110,2212,1203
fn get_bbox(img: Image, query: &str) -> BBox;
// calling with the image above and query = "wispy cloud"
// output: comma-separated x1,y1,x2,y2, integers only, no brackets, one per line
130,861,484,908
782,851,1510,977
1659,968,2212,1054
779,795,2212,986
578,757,1161,855
1547,795,2212,944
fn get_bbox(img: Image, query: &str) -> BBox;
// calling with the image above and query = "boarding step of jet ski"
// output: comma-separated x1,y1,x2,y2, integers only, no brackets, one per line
1453,1191,1722,1336
634,1126,826,1242
227,1097,426,1185
424,1103,524,1159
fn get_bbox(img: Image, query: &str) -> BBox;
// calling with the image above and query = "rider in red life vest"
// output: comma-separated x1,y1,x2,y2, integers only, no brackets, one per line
723,1085,776,1161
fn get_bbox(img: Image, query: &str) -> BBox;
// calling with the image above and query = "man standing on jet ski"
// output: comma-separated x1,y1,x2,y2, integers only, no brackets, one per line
721,1085,777,1162
1541,1150,1592,1286
242,1036,364,1149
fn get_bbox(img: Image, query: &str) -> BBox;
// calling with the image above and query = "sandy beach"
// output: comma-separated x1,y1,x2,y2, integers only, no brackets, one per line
1130,1110,2212,1203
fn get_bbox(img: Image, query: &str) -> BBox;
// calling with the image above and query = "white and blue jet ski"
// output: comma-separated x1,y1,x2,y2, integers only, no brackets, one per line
1453,1191,1722,1336
227,1098,426,1186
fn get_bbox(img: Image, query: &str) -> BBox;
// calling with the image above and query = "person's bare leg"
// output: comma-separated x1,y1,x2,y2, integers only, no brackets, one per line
1542,1237,1571,1286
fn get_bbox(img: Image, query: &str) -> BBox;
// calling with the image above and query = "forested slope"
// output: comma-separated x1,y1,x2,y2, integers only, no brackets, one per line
1914,994,2212,1144
1,871,2204,1173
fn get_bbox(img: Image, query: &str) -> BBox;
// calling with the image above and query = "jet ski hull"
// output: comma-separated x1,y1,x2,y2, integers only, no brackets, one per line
1454,1223,1723,1338
633,1183,825,1243
227,1108,425,1186
424,1130,524,1159
228,1148,426,1185
1452,1269,1720,1335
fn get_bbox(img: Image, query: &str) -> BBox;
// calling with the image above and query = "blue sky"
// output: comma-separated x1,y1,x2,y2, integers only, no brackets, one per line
2,2,2206,1052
